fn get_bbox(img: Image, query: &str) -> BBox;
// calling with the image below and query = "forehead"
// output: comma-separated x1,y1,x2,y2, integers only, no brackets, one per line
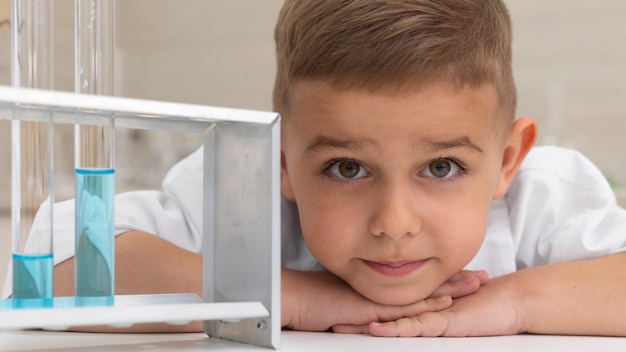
283,80,505,136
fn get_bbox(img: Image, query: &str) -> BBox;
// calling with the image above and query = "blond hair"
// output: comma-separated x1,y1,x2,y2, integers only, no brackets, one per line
273,0,516,119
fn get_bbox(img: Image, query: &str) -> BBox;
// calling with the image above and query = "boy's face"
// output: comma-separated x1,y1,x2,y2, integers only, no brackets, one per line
281,80,513,305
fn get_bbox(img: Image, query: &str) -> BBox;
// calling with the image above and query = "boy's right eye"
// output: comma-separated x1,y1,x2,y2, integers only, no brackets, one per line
325,159,369,181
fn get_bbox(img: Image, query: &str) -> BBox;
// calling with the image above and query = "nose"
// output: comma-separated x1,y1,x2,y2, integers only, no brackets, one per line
368,181,421,240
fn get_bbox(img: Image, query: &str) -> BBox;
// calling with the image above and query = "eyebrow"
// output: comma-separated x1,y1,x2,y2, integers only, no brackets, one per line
305,135,375,155
417,136,484,154
305,135,483,155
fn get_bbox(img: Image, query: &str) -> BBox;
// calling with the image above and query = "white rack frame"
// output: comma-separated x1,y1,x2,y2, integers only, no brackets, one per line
0,85,281,349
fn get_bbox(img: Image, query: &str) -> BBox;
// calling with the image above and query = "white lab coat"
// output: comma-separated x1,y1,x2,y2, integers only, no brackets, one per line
3,146,626,297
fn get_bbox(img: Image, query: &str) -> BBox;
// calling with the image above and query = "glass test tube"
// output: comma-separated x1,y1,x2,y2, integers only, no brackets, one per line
74,0,115,305
10,0,54,308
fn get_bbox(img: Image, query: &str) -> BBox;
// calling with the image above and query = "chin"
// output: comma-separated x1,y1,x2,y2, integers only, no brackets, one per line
358,286,432,306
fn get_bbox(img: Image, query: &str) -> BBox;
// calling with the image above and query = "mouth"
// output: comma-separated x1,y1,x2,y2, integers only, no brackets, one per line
362,258,429,277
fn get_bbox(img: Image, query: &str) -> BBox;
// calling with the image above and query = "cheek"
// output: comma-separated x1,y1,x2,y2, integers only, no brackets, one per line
421,176,493,258
297,198,363,268
435,196,490,266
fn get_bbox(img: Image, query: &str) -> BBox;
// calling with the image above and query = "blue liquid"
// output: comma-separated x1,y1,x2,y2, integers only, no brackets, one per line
75,168,115,305
12,253,53,308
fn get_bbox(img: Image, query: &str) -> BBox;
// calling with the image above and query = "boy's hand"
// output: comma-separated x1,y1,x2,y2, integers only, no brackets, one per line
366,274,521,337
282,268,488,332
428,270,489,298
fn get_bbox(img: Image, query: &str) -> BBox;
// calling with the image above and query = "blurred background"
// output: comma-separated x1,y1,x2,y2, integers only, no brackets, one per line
1,0,626,288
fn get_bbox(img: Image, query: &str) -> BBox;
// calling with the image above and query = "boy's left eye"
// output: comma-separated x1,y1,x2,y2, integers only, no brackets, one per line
421,158,463,179
327,160,369,180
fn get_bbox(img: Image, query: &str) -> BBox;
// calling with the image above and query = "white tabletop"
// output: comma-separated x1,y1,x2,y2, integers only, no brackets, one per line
1,330,626,352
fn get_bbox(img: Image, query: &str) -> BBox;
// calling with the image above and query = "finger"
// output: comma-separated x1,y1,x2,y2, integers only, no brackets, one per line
444,271,465,282
448,270,489,283
470,270,489,285
452,270,489,283
430,275,480,299
375,295,452,322
478,271,489,285
332,324,370,334
369,312,451,337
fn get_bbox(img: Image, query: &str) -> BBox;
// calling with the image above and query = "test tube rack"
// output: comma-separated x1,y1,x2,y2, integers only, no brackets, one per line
0,85,281,349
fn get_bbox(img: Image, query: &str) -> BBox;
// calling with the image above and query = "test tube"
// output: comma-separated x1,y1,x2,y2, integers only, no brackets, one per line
74,0,115,305
10,0,54,308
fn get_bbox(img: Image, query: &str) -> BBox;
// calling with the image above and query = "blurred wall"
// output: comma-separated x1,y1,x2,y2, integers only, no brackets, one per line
0,0,284,289
0,0,283,206
510,0,626,197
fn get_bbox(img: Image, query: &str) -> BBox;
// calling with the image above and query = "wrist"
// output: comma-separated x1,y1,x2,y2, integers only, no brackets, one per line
280,268,302,329
492,270,533,334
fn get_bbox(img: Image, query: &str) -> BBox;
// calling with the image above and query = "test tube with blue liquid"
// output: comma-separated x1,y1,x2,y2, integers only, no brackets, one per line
74,128,115,305
74,0,115,306
10,0,55,308
11,120,54,309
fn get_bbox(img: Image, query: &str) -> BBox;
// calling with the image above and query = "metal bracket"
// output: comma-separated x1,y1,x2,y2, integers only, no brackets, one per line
0,85,281,349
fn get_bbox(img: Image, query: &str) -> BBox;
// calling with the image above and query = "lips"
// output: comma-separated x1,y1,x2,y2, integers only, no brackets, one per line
363,259,429,277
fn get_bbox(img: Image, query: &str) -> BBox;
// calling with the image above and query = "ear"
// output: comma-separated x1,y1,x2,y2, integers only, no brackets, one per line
493,116,538,199
281,150,296,201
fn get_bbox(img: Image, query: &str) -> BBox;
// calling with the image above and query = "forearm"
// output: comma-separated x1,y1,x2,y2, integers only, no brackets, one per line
54,230,204,332
281,268,366,330
281,268,486,332
367,252,626,337
509,252,626,336
280,268,342,329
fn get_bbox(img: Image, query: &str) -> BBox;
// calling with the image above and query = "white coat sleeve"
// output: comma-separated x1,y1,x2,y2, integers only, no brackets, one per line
506,146,626,269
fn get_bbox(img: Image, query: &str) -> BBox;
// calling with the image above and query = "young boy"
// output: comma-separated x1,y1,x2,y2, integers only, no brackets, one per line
272,0,626,336
4,0,626,336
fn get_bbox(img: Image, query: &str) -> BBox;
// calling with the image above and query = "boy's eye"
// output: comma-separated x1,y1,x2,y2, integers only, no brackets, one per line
328,160,368,180
421,159,462,179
